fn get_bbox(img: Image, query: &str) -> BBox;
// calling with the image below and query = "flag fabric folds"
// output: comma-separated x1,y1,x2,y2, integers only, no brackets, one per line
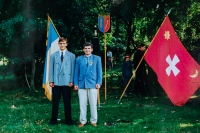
42,17,59,101
144,16,200,106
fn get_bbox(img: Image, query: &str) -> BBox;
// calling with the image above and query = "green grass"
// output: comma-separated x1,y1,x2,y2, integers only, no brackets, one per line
1,87,200,133
0,65,200,132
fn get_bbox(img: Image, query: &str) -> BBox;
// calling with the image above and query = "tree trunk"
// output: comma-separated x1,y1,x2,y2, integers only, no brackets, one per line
2,56,5,66
126,19,136,55
30,59,36,90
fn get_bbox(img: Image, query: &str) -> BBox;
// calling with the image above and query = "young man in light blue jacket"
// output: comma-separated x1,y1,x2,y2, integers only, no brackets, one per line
49,37,75,126
74,42,102,128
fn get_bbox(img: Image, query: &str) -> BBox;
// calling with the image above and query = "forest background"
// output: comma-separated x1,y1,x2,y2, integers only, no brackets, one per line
0,0,200,91
1,0,200,132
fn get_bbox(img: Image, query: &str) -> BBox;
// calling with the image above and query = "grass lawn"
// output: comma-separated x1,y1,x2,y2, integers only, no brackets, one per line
1,65,200,133
1,86,200,133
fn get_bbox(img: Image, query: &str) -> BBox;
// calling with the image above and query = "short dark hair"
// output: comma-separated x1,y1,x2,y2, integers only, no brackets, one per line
139,43,146,48
83,42,93,48
58,37,68,43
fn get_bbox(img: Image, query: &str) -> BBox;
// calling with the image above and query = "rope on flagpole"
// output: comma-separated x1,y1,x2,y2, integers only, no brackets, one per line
117,16,169,104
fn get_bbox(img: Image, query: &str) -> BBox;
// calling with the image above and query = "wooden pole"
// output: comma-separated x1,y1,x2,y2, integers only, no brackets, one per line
97,89,100,107
104,33,107,103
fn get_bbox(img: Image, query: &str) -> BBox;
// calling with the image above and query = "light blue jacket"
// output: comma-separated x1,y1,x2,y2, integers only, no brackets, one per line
49,50,75,86
74,54,102,89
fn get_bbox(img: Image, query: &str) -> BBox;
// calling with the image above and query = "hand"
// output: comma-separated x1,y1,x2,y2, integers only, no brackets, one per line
74,86,79,90
96,84,101,89
69,82,73,87
49,82,54,87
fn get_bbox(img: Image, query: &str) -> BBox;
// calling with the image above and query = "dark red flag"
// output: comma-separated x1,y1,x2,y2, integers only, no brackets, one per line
144,16,200,106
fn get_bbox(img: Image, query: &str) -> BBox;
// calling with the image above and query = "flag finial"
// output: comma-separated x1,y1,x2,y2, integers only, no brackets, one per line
167,8,172,15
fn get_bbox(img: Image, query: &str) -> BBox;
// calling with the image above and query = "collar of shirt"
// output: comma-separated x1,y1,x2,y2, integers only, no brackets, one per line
59,49,66,56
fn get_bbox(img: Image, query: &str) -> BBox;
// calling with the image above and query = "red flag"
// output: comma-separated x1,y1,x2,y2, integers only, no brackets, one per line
144,16,200,106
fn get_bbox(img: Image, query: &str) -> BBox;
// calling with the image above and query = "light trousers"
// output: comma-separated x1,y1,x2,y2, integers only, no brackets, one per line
78,89,98,124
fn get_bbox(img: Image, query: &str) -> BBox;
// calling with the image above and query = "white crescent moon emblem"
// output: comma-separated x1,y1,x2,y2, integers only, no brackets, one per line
189,70,198,78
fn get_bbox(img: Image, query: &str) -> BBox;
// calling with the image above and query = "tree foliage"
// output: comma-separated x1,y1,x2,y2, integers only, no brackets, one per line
0,0,199,89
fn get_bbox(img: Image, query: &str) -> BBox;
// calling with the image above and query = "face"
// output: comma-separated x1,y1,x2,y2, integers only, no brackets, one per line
141,46,146,51
58,41,68,51
83,46,93,56
125,57,130,61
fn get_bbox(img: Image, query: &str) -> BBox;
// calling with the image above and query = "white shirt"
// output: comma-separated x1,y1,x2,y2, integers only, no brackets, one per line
59,49,66,57
107,51,112,57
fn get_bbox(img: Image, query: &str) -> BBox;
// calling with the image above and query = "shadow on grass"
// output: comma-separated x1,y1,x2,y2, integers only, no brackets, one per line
1,84,200,132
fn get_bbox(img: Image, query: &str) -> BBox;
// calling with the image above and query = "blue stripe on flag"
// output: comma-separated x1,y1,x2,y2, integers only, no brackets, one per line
98,16,104,33
46,22,59,51
42,20,59,97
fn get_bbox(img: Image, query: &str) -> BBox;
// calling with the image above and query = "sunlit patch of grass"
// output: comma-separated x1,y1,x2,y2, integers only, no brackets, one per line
180,123,194,127
1,87,200,132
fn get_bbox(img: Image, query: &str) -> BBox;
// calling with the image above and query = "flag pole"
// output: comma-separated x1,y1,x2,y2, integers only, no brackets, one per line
98,13,110,104
44,14,61,101
144,16,168,56
46,15,50,46
117,16,168,104
44,14,53,101
98,89,100,107
47,14,60,37
167,8,172,16
117,70,135,104
104,33,107,103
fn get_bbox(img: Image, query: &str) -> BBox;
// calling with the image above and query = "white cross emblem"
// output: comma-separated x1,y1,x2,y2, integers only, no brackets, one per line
166,54,180,76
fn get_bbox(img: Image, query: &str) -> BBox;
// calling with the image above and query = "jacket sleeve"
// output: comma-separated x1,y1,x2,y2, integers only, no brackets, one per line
70,53,76,83
49,54,54,83
96,56,103,85
74,58,80,86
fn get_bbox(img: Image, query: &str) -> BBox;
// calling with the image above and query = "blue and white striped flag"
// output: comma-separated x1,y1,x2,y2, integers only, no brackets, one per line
42,17,59,101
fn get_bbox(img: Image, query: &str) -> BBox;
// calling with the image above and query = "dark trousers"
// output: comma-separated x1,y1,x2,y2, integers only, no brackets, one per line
124,76,132,94
107,57,112,69
50,86,72,124
134,69,148,96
